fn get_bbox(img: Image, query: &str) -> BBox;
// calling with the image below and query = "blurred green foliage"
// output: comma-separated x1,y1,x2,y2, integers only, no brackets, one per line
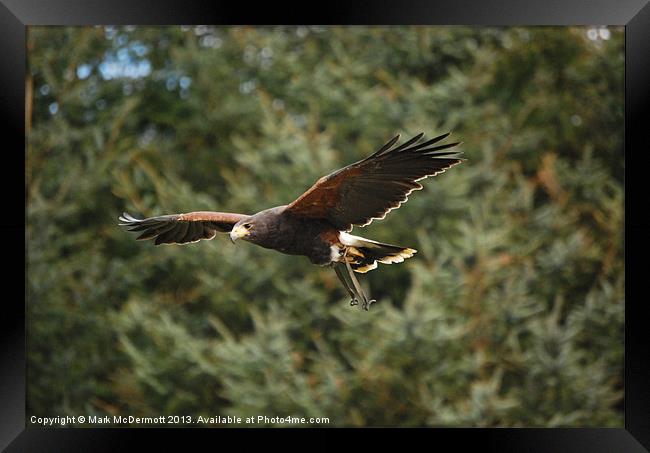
26,26,623,427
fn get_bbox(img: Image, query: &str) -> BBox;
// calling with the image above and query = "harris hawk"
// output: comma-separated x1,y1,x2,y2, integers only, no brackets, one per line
119,132,464,310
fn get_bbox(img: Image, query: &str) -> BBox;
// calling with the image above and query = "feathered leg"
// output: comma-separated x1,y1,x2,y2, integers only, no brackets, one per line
343,252,376,311
333,263,359,306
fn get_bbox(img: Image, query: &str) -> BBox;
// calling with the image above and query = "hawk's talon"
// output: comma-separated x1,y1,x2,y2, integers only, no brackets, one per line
362,299,376,311
349,298,359,306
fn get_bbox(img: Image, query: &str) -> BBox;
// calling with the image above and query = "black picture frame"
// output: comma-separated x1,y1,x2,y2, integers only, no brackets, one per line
4,0,649,450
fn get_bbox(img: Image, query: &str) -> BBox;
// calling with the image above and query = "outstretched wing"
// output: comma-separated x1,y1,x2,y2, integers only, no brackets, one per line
286,132,464,231
118,211,248,245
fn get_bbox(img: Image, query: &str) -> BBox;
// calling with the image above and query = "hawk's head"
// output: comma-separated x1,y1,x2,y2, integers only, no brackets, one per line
229,218,254,243
229,206,283,245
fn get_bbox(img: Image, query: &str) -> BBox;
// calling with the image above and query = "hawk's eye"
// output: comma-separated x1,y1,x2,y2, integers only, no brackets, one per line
243,223,252,229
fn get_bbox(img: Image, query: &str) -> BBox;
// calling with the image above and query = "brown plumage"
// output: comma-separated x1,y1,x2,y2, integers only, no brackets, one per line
119,132,464,310
119,211,248,245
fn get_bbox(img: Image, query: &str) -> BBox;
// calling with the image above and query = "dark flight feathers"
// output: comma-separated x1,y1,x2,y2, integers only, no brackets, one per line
286,132,463,231
120,132,463,244
118,211,247,245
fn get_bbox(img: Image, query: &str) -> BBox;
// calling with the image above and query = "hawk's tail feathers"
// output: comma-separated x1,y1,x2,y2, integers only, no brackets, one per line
339,233,417,273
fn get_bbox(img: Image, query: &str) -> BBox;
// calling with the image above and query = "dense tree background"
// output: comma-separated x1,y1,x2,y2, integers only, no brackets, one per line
26,26,624,427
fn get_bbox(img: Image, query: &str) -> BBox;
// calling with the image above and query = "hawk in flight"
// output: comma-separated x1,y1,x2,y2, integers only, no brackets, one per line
119,132,463,310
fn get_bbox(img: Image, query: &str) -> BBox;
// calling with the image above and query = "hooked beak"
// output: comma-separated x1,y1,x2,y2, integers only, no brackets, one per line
229,224,249,243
